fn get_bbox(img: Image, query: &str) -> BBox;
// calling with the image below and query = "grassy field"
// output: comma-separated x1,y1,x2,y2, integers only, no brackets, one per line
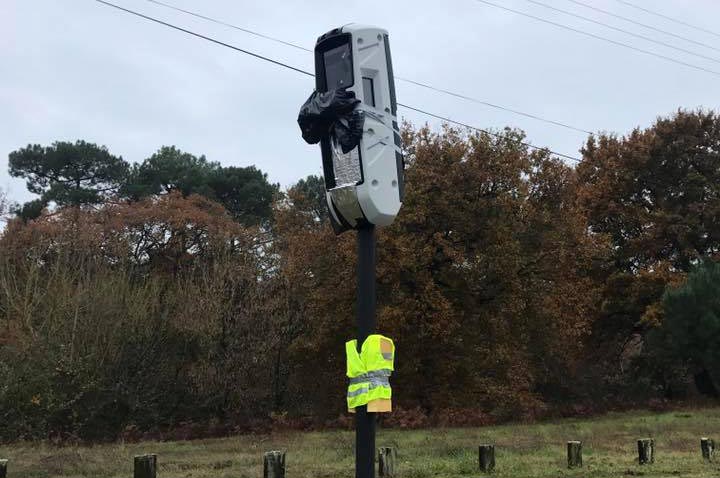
2,408,720,477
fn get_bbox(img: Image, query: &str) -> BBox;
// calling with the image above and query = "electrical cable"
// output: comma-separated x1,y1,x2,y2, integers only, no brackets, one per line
614,0,720,40
391,77,590,134
397,104,581,162
145,0,312,52
141,0,592,135
93,0,583,162
522,0,720,65
472,0,720,78
94,0,314,78
566,0,720,54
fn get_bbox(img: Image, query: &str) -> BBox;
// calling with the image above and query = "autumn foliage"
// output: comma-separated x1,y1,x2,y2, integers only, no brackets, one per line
0,109,718,441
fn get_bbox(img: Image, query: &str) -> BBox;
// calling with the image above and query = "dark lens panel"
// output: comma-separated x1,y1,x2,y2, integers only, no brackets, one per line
323,44,353,89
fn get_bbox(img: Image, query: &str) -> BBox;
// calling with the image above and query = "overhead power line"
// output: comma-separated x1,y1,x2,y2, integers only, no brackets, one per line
472,0,720,78
145,0,311,52
397,104,580,162
94,0,313,77
522,0,720,65
93,0,583,163
614,0,720,40
566,0,720,54
142,0,592,135
392,77,590,134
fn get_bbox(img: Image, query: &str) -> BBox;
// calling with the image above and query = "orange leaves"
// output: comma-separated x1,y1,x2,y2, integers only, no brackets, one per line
271,124,605,417
578,110,720,273
1,192,251,272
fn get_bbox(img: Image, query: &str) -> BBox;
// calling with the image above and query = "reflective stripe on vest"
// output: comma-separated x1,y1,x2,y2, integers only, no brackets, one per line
348,369,392,385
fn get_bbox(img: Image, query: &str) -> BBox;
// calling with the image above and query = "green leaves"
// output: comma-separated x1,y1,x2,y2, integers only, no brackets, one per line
286,175,328,223
123,146,278,226
9,141,130,218
654,261,720,396
207,166,278,227
8,141,278,227
122,146,218,199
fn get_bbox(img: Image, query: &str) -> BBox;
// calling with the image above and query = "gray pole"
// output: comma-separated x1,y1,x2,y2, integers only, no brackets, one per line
356,224,376,478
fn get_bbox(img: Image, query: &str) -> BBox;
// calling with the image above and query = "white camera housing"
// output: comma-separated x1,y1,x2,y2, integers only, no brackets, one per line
315,24,404,234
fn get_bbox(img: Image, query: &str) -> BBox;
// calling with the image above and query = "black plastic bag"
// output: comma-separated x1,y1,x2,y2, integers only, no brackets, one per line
298,89,365,153
333,109,365,154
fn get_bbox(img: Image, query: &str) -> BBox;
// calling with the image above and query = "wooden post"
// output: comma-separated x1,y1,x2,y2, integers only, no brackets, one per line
638,439,654,465
378,447,396,477
134,454,157,478
0,459,7,478
701,438,715,462
478,445,495,473
567,441,582,468
264,451,286,478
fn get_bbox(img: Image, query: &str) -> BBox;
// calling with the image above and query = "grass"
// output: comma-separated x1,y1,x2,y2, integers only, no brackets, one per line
2,408,720,477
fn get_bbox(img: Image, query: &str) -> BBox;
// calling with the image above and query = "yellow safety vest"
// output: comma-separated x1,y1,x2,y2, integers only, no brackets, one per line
345,334,395,412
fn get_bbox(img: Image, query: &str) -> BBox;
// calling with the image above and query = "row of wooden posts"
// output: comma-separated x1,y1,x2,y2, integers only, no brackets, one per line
479,438,716,472
481,437,715,472
0,438,714,477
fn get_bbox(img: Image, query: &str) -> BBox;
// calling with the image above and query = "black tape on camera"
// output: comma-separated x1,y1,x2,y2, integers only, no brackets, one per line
298,89,365,153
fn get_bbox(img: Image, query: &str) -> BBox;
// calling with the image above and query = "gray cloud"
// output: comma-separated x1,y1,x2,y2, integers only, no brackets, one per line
2,0,719,204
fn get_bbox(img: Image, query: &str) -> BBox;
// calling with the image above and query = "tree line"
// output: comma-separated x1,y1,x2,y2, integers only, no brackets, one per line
0,109,718,442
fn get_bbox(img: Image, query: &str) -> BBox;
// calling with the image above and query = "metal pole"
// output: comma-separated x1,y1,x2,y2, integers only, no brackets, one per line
356,224,376,478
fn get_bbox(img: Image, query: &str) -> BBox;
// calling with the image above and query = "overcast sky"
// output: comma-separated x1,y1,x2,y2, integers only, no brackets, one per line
2,0,720,205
